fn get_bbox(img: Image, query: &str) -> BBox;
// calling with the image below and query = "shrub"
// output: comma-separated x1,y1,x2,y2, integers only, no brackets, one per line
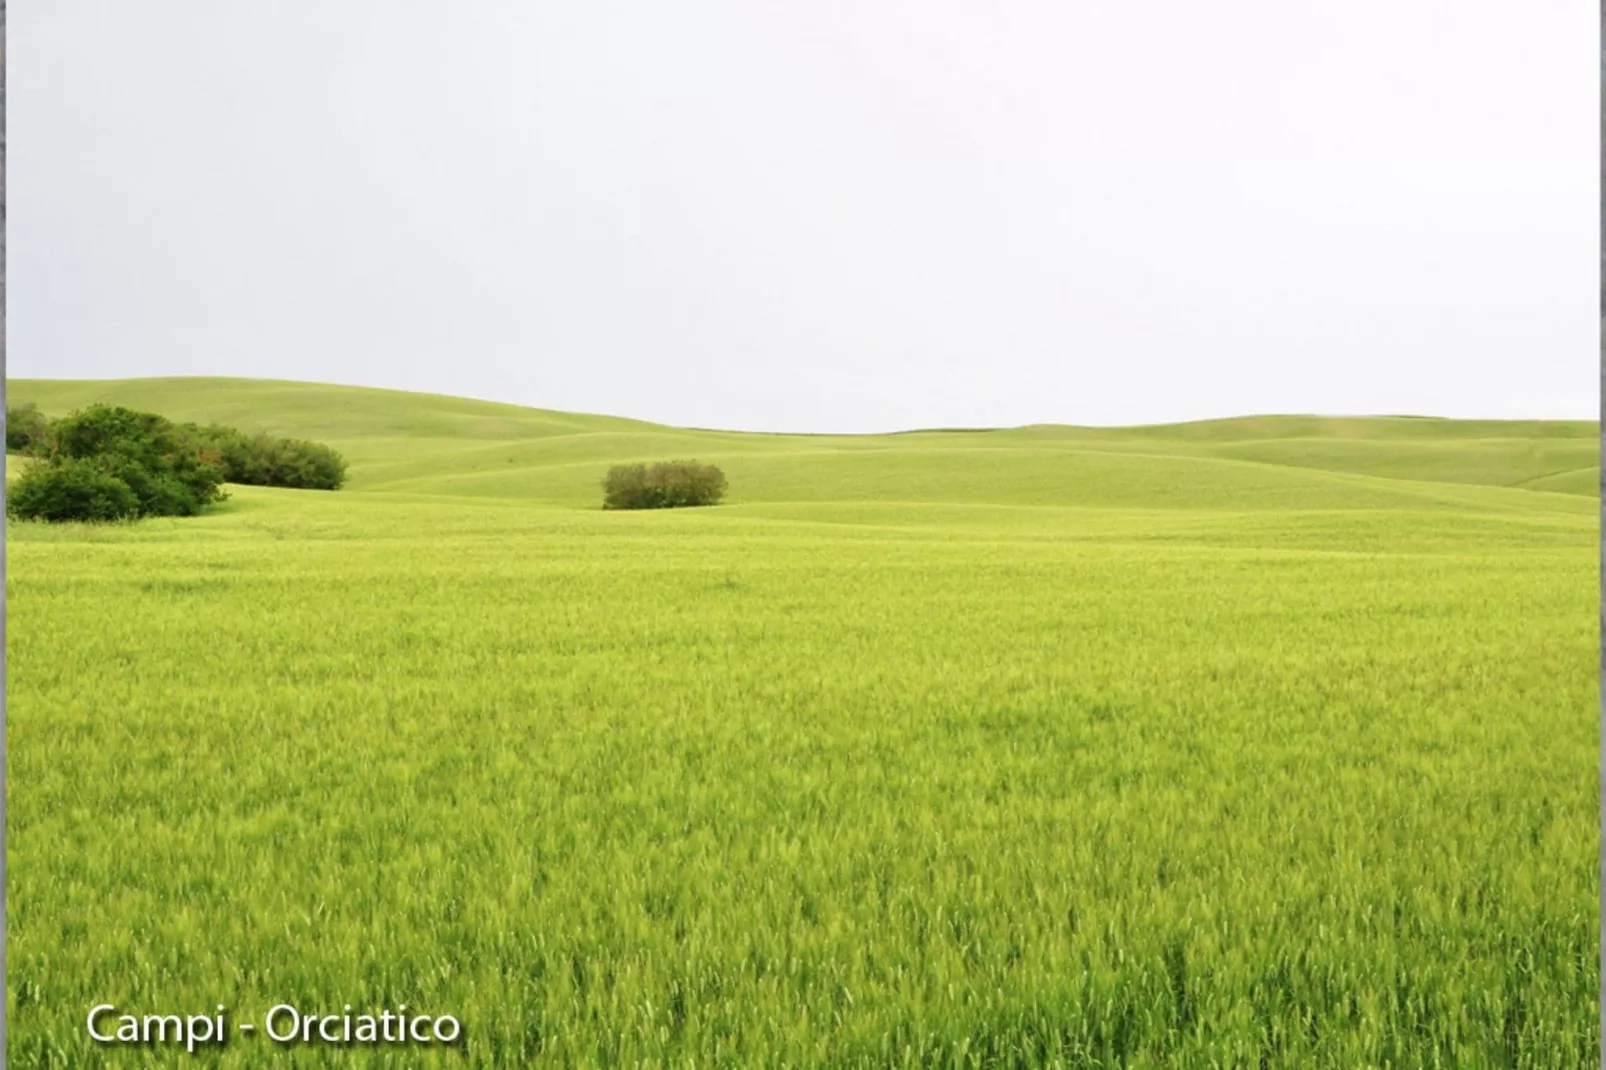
182,423,348,490
7,457,140,522
33,405,226,519
6,402,51,453
603,460,727,510
248,434,347,490
8,403,352,523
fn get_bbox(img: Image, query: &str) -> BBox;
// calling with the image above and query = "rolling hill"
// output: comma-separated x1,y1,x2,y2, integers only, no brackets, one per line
8,376,1599,514
5,376,1599,1065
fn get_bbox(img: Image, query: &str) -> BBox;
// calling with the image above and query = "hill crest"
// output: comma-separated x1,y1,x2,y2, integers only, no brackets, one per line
7,376,1599,508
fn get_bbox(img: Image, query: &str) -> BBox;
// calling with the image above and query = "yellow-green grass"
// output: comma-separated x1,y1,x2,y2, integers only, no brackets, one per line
5,377,1599,1067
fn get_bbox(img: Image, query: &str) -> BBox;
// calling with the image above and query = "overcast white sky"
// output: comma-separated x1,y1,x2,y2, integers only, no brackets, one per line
10,2,1598,432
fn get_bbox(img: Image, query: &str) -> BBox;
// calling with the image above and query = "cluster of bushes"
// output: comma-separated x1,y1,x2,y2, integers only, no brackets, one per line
6,403,348,523
8,405,228,522
602,460,727,510
181,423,346,490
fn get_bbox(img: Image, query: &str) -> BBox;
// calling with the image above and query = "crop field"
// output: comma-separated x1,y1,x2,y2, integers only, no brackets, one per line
5,377,1601,1067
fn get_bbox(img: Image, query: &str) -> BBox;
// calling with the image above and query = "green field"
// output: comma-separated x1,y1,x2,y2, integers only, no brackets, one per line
5,377,1600,1067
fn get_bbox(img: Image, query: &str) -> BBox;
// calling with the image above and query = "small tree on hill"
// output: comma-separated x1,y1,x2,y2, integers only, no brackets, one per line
5,402,50,453
602,460,726,510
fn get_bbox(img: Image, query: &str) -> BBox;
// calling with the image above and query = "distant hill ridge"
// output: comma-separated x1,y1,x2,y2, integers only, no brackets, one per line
8,376,1599,509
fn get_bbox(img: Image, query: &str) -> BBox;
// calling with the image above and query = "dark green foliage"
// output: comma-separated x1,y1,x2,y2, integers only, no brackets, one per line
602,460,727,510
182,423,347,490
6,457,140,522
53,405,226,515
9,405,226,522
5,402,348,523
6,402,51,453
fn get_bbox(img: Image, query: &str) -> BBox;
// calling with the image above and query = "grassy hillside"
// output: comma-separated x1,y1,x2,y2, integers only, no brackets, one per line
9,376,1599,508
5,377,1599,1067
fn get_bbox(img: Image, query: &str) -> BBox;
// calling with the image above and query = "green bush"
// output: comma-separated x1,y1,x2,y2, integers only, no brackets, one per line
603,460,727,510
8,403,349,523
19,405,227,521
7,457,140,522
56,405,226,513
6,402,51,453
183,423,348,490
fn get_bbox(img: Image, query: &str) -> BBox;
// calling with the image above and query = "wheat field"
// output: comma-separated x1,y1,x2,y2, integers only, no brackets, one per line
5,377,1599,1067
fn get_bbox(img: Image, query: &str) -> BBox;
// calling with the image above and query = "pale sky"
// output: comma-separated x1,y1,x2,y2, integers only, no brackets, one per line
10,1,1598,432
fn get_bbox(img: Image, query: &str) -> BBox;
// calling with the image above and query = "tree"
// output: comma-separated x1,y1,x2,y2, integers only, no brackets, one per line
602,460,727,509
5,401,49,453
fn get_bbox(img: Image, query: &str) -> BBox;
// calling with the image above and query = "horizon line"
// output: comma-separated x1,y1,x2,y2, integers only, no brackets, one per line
7,372,1600,438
